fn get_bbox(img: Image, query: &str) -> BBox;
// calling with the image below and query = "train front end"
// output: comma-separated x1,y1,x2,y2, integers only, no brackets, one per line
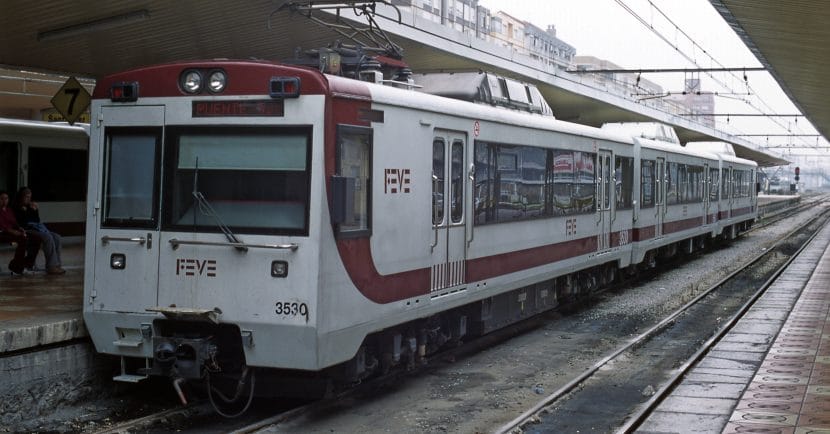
83,61,332,400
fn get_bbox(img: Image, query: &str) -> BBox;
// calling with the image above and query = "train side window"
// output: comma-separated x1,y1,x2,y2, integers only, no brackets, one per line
335,125,372,238
433,139,445,225
473,140,496,225
552,149,574,215
615,156,634,209
450,140,464,224
709,168,719,201
28,147,88,202
640,159,655,208
102,128,161,228
666,162,678,205
573,151,596,214
722,168,729,198
0,142,19,194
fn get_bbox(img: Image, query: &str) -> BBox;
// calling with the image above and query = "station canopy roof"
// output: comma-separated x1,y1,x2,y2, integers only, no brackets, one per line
0,1,808,167
710,0,830,149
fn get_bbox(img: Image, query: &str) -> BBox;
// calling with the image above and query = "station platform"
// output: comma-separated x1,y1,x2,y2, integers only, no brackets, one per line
0,239,85,353
758,194,801,219
640,218,830,433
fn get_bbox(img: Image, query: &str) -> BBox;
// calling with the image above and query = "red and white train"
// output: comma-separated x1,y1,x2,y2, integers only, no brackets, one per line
83,57,756,410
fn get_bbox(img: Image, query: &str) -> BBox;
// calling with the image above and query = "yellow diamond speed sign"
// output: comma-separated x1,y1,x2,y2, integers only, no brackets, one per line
51,77,91,125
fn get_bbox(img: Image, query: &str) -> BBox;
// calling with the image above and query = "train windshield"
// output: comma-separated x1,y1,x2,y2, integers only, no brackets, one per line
163,127,311,236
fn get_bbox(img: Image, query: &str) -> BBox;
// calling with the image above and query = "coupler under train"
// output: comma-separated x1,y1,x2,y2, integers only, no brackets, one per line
147,319,255,417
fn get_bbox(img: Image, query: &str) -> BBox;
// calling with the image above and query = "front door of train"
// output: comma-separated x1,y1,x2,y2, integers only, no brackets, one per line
596,150,613,251
430,131,467,292
655,157,666,237
91,106,164,312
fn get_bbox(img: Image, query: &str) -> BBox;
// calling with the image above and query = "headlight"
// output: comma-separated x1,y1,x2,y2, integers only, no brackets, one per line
181,70,202,94
207,70,227,93
271,260,288,278
111,253,126,270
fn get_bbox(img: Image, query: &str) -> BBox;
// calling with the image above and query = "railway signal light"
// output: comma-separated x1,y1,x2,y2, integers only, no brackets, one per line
795,166,800,182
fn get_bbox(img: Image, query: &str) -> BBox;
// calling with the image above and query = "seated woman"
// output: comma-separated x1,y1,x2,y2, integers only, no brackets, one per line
0,190,40,275
14,187,65,275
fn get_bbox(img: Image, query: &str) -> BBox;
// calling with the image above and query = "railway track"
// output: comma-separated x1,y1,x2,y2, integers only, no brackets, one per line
752,193,825,231
495,205,830,433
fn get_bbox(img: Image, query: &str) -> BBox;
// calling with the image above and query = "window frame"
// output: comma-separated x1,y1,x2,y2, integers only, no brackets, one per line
640,159,655,209
160,125,313,236
101,127,162,229
334,124,373,239
615,155,634,210
473,139,597,226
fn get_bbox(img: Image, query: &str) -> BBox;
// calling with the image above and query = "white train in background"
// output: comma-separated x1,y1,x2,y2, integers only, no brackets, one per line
0,118,89,236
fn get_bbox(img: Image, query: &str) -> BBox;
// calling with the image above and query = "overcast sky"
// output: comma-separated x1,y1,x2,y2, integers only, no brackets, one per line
475,0,824,160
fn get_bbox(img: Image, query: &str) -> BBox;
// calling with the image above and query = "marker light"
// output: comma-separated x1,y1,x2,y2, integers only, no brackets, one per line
111,253,126,270
271,260,288,278
181,70,203,94
110,81,139,102
269,77,301,98
207,70,227,93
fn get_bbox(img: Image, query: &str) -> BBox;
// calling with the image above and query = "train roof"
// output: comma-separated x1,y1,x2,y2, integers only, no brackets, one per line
0,117,89,140
356,74,634,146
686,142,757,166
600,122,680,145
413,71,553,117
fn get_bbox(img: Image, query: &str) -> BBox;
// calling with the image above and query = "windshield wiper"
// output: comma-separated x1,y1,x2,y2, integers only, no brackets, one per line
192,158,248,252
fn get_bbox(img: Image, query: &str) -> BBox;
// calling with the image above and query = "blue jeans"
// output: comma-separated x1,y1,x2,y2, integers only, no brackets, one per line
26,230,61,269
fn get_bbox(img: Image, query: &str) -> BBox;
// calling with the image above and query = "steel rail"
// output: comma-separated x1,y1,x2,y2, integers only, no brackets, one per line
90,403,213,434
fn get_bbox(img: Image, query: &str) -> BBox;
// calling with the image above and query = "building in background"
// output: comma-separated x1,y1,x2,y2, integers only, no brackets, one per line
523,22,575,70
573,56,663,96
392,0,574,70
665,78,716,128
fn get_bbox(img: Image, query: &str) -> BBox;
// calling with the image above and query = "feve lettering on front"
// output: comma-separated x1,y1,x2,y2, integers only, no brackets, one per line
176,259,217,277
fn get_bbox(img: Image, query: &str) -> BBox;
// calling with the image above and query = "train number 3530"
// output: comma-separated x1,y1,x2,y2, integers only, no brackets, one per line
275,301,310,322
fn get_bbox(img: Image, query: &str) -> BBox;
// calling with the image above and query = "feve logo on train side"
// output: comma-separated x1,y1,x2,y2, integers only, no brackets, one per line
176,259,217,277
384,168,411,194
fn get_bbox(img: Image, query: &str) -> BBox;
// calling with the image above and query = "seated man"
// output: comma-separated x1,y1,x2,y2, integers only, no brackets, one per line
0,190,39,275
14,187,64,275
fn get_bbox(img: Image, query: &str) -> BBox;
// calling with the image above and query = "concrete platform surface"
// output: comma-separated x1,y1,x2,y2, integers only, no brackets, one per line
0,240,85,353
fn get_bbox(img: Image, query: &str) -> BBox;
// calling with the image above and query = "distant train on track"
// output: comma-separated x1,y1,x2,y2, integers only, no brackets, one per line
0,118,88,236
83,54,756,414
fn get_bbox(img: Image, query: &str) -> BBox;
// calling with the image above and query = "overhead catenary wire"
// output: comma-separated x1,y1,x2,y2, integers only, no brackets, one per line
614,0,823,153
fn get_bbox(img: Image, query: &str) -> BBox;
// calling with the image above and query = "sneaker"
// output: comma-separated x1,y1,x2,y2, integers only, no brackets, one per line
47,267,66,275
8,261,24,275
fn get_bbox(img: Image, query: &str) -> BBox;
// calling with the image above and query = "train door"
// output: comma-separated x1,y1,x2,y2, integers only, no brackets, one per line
655,157,666,237
91,106,164,312
0,141,20,193
596,150,613,251
430,131,467,292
